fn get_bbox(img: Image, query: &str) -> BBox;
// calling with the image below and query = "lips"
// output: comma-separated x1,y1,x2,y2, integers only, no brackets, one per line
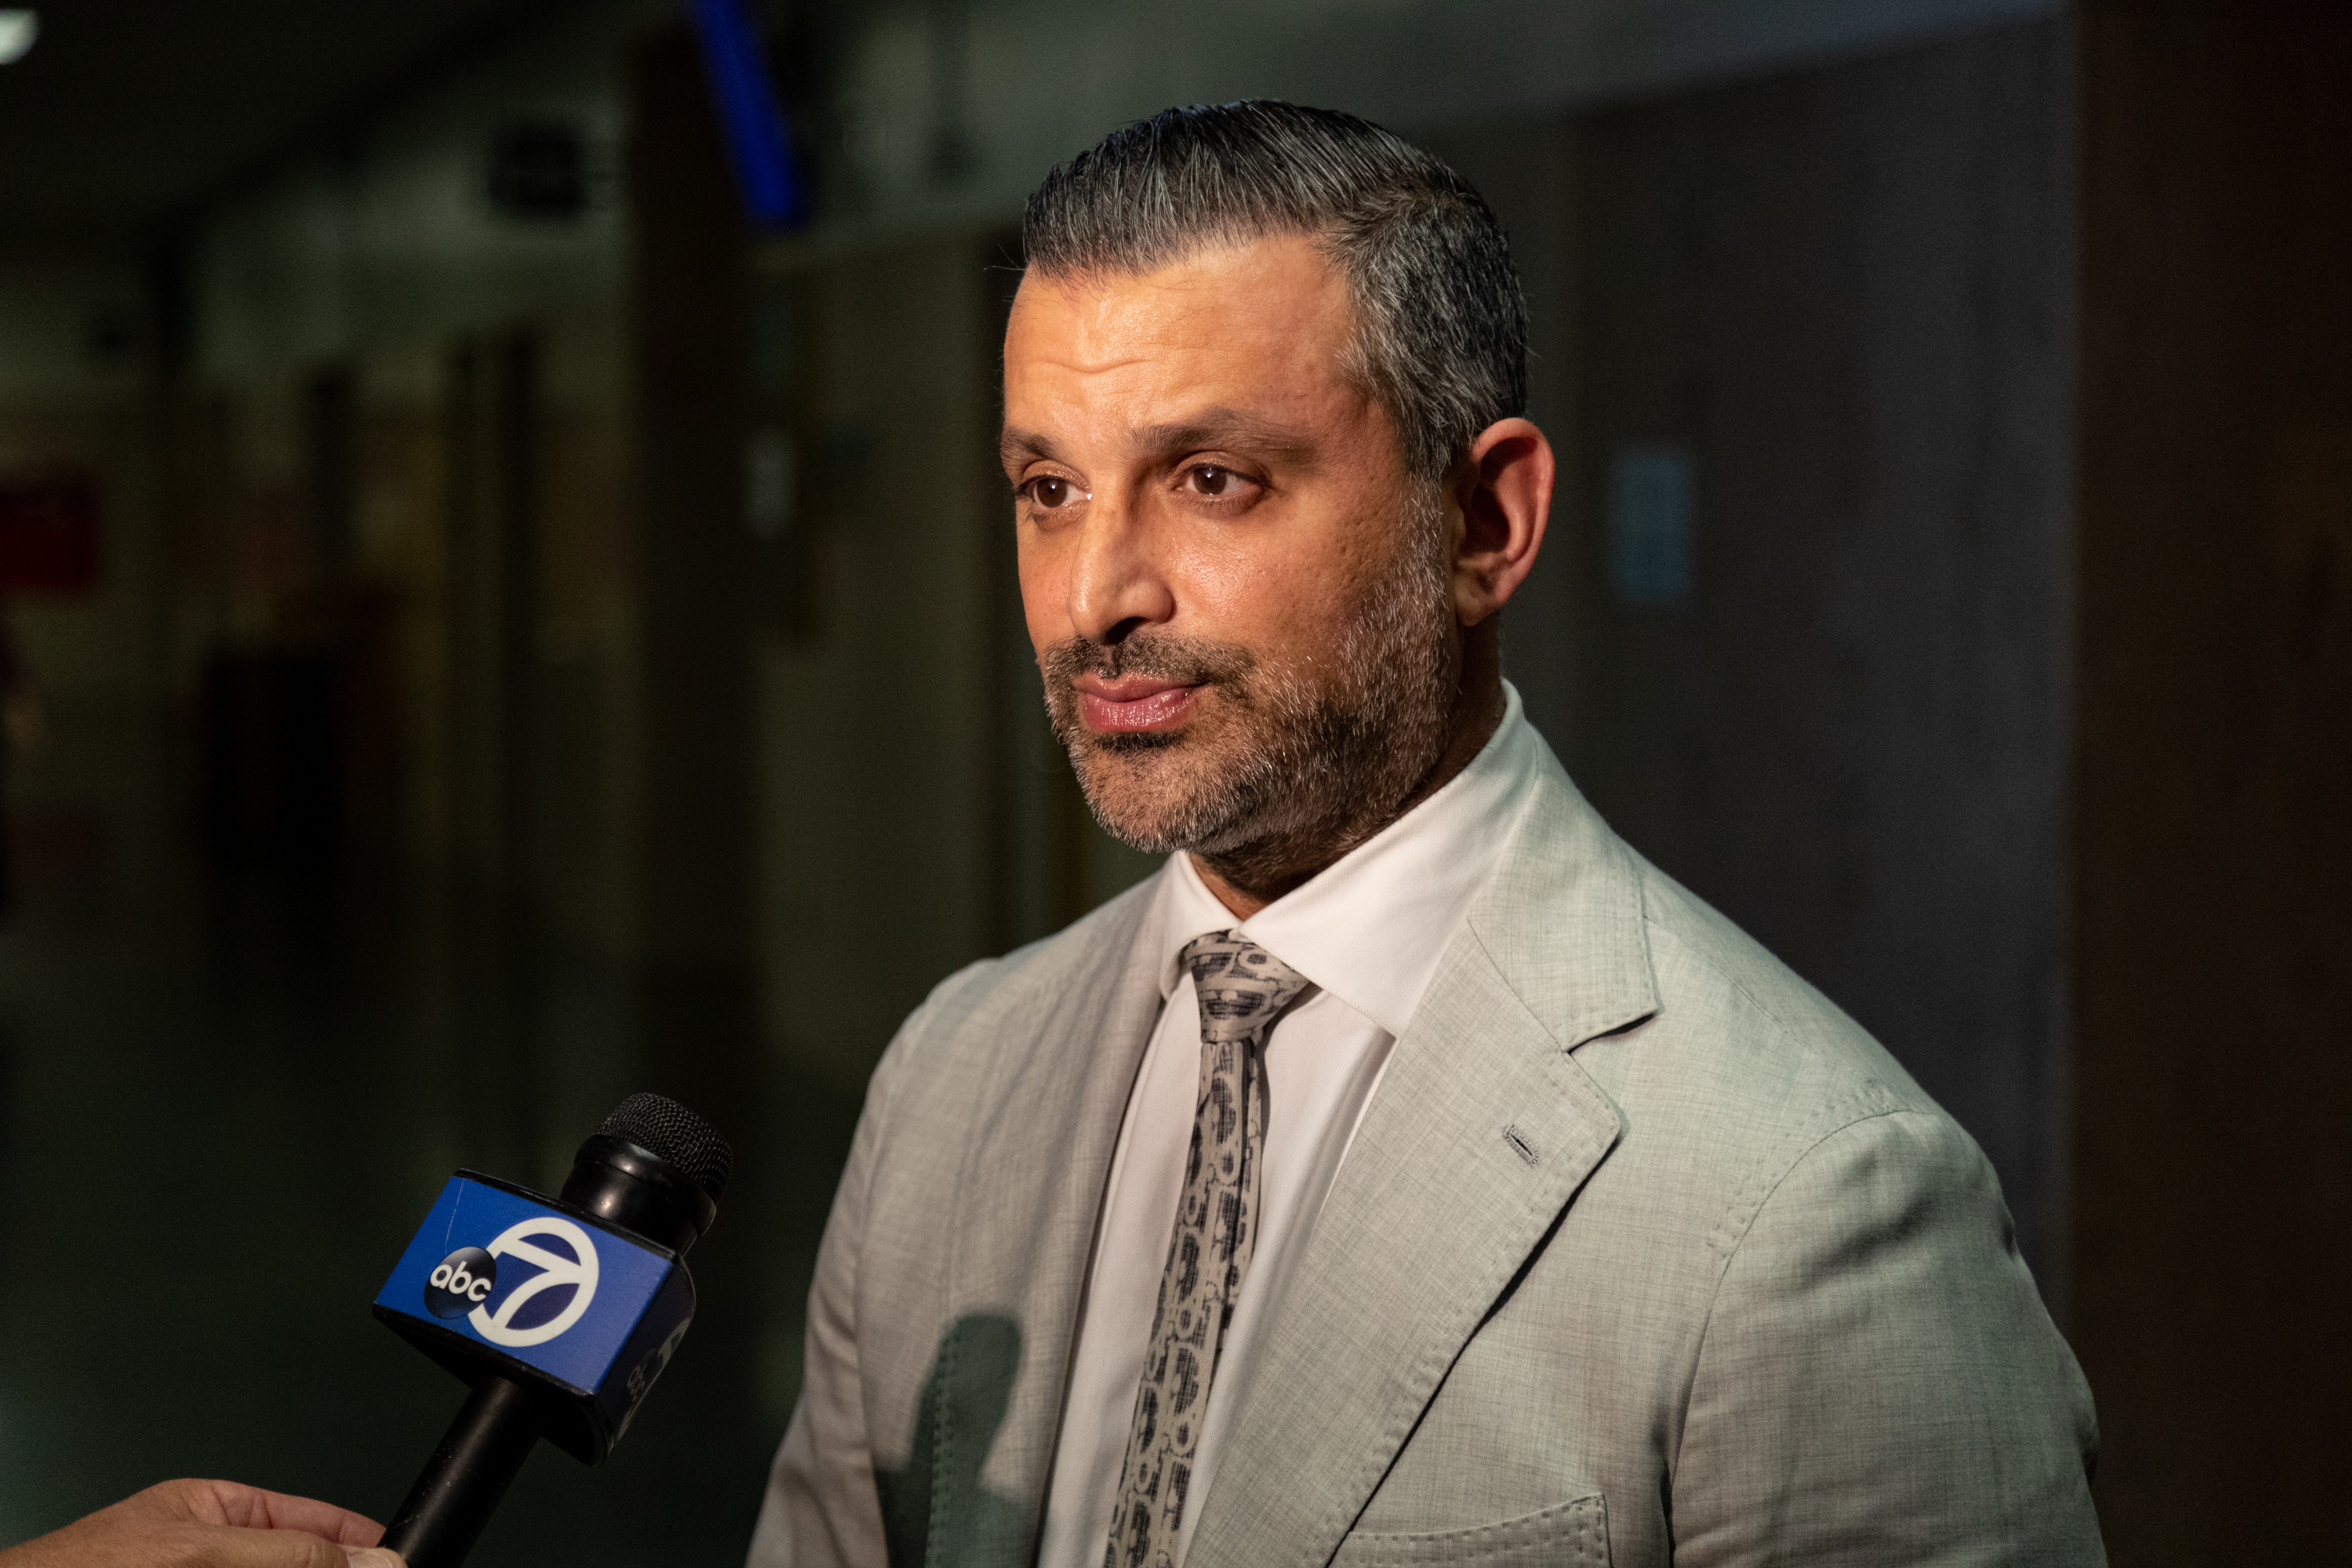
1074,677,1203,734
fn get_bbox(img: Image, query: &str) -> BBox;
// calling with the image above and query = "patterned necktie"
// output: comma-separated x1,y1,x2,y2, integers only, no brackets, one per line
1103,931,1312,1568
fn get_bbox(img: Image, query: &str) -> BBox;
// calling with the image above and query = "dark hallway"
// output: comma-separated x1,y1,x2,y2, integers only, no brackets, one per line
0,710,857,1563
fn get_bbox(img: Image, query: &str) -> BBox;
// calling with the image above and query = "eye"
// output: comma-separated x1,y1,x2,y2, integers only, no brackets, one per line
1021,474,1085,510
1181,464,1253,500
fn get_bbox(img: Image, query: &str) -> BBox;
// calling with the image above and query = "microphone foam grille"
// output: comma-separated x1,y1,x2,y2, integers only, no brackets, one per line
601,1092,733,1203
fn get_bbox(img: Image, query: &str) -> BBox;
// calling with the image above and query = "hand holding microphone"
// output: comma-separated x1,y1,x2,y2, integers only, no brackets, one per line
0,1093,722,1568
0,1479,399,1568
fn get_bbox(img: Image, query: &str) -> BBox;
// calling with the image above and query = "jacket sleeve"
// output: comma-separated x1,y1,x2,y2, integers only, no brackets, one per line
1670,1109,2104,1566
746,1055,899,1568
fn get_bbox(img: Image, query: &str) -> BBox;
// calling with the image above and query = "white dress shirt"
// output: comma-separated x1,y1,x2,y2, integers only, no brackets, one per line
1036,682,1548,1568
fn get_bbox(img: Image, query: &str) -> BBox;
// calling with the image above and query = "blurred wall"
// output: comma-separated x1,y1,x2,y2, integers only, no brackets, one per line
0,250,172,937
0,253,162,708
180,0,659,956
750,238,1005,1083
1550,19,2078,1289
797,0,2060,240
2072,2,2352,1555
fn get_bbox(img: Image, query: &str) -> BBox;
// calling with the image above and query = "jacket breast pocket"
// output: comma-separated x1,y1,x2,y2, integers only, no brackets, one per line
1328,1494,1609,1567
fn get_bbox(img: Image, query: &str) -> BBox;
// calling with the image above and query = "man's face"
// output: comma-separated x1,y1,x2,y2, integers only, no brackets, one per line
1001,234,1461,869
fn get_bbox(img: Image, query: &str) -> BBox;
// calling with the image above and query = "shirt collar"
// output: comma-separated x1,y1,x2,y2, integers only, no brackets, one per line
1147,681,1546,1038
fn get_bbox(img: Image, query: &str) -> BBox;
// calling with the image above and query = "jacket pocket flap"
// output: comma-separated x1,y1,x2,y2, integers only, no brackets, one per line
1330,1493,1609,1566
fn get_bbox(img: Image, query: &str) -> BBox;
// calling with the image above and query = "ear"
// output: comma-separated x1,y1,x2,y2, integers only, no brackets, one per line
1449,417,1554,626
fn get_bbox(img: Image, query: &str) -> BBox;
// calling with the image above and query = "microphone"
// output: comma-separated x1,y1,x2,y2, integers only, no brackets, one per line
370,1092,733,1568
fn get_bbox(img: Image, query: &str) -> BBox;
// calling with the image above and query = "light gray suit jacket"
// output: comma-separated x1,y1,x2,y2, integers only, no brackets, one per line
749,747,2103,1567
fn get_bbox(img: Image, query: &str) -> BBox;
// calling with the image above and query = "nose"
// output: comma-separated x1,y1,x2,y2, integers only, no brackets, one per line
1066,490,1174,646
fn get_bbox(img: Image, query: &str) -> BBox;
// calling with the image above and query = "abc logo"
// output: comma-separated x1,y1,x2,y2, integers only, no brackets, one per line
469,1216,601,1348
425,1247,499,1319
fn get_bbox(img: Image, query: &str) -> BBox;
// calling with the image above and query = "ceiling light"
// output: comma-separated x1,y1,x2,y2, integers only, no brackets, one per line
0,12,37,65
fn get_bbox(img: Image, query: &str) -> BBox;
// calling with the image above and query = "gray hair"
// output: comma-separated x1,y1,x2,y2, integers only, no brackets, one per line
1022,100,1529,483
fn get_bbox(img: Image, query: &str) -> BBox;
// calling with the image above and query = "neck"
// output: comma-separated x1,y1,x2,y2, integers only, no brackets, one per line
1191,624,1506,920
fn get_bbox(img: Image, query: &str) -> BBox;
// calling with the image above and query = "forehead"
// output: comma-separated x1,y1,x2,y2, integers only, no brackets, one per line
1003,235,1360,439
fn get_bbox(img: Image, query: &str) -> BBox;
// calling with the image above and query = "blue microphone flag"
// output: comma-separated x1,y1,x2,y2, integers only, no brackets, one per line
375,1174,696,1459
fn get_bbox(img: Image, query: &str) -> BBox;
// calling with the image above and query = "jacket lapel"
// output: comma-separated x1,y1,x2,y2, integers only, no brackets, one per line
927,881,1171,1563
1186,761,1658,1568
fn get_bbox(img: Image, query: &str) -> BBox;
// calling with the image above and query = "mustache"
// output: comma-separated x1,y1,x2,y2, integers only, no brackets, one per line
1039,631,1258,691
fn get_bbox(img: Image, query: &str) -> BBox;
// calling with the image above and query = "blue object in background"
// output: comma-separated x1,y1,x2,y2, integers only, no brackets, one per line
1611,444,1696,606
686,0,806,230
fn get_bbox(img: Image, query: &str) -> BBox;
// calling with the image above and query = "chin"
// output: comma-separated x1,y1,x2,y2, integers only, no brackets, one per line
1073,743,1243,856
1085,728,1186,756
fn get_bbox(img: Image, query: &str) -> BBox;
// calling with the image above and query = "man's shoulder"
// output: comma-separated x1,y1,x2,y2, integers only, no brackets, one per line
869,871,1163,1094
1632,860,1910,1094
1564,849,1987,1247
1486,759,1936,1138
1479,757,1974,1237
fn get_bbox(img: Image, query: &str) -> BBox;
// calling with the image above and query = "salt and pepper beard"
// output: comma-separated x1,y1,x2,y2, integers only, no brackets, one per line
1040,485,1462,897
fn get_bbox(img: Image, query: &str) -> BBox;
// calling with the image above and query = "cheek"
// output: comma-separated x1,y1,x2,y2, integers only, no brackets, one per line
1014,528,1067,655
1164,528,1356,657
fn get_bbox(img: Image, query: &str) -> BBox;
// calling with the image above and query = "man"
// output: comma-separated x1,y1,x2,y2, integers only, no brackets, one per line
751,101,2101,1566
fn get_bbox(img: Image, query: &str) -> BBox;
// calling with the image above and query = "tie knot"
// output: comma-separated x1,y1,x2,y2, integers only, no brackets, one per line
1180,931,1311,1043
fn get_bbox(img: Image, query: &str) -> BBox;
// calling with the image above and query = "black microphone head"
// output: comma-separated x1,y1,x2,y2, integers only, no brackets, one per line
597,1092,732,1203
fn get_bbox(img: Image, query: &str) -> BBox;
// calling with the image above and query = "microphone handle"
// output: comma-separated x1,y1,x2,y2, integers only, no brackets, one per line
381,1372,543,1568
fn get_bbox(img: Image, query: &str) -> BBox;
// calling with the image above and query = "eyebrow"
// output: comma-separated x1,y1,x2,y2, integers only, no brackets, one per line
1000,426,1067,472
999,407,1322,476
1133,409,1321,468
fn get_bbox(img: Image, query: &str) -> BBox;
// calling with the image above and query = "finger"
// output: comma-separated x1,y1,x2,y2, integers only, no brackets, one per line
173,1523,380,1568
181,1482,387,1548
